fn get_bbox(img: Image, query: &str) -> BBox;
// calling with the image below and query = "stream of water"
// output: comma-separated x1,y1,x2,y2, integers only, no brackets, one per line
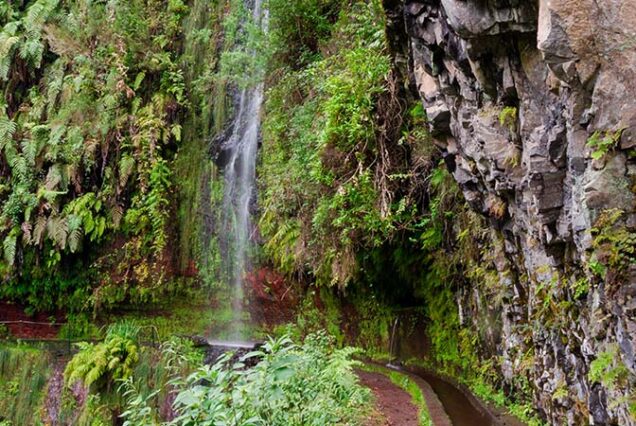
221,0,268,339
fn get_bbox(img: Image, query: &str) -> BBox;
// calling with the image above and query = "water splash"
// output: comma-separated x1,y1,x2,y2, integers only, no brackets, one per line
221,0,268,339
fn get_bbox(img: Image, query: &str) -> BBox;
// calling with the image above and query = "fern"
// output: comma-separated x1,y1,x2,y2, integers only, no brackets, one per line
46,215,68,249
119,154,136,188
0,115,17,149
20,221,32,245
7,149,28,182
3,228,18,265
67,214,83,253
44,164,62,190
64,323,140,390
32,215,47,245
0,25,19,80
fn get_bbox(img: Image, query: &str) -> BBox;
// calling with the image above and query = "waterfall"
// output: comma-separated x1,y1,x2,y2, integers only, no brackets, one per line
220,0,267,338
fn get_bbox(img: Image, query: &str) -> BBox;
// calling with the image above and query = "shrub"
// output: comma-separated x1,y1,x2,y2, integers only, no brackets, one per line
170,333,371,426
64,322,140,391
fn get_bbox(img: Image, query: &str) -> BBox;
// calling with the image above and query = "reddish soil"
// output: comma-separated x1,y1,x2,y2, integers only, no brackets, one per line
245,267,297,327
357,370,419,426
0,302,65,339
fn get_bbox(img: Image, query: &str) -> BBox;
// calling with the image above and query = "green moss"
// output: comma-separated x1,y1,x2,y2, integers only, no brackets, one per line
175,0,227,276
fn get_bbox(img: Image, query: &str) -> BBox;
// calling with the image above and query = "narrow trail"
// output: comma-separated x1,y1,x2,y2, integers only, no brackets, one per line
361,361,505,426
357,370,419,426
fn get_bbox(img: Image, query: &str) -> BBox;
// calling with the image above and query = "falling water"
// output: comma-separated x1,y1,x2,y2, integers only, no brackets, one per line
388,317,399,366
221,0,268,339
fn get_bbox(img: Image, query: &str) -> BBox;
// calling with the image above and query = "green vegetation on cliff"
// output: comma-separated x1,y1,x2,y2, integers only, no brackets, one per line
0,0,194,311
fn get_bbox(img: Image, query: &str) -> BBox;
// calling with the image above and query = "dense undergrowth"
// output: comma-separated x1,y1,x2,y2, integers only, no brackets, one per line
0,331,372,425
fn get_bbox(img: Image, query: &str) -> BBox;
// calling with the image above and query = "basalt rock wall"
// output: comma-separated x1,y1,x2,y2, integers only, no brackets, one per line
398,0,636,424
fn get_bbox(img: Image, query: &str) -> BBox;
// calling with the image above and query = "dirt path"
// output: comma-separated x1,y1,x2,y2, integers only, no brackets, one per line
357,370,419,426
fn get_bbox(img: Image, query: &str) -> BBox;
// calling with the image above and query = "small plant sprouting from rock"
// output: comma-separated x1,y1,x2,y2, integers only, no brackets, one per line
589,208,636,285
486,194,507,220
498,106,518,132
587,129,623,160
570,277,590,300
588,345,629,390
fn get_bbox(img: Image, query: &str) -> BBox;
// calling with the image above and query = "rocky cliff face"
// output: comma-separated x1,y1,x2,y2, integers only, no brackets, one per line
399,0,636,424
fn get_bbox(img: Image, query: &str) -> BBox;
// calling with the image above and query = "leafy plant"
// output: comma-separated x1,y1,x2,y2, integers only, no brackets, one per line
64,322,140,391
589,345,629,390
170,333,371,426
587,130,623,160
498,106,517,132
120,377,160,426
589,208,636,285
0,344,51,425
0,0,192,312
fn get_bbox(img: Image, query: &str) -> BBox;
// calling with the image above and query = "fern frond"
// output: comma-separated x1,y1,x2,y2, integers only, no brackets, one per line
119,154,135,188
21,221,32,245
46,215,68,249
3,229,17,265
0,115,17,149
8,151,28,182
0,25,19,80
44,164,62,190
33,215,47,245
110,204,124,229
67,214,82,253
21,137,42,164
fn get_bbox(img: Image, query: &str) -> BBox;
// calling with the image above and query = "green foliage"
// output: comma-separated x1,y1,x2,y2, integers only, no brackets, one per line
267,0,340,68
64,322,140,391
498,106,517,131
58,312,101,339
587,129,623,160
1,267,90,313
174,0,227,278
570,277,590,300
468,376,544,426
170,333,371,426
0,344,51,425
589,345,629,390
260,0,430,288
0,0,193,312
120,377,161,426
75,394,112,426
217,0,269,88
590,208,636,284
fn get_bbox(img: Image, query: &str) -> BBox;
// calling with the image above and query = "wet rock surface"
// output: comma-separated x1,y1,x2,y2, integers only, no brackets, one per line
394,0,636,424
